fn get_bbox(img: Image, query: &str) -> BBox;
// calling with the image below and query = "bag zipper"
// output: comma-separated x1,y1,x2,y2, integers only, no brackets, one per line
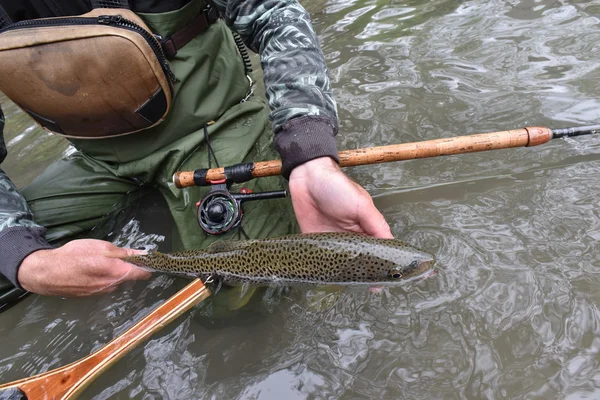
1,15,176,93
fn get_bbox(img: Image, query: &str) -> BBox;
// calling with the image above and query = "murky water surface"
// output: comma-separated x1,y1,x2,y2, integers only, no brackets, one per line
2,0,600,398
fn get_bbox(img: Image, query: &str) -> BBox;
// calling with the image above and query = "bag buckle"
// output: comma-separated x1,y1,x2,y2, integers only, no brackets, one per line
240,75,255,103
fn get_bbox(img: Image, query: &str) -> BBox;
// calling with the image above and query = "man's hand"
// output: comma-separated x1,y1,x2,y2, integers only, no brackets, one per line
18,239,152,297
289,157,393,238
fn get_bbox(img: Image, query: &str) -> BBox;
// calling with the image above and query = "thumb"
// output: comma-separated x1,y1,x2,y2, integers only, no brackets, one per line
109,257,153,283
121,263,153,281
90,261,152,295
115,248,152,280
359,201,393,239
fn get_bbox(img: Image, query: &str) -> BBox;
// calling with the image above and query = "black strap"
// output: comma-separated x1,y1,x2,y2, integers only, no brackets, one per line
90,0,130,9
204,124,220,168
224,163,254,183
161,5,219,58
0,6,10,30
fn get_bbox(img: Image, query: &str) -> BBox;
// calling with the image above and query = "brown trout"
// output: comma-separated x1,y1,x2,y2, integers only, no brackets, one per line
123,232,435,286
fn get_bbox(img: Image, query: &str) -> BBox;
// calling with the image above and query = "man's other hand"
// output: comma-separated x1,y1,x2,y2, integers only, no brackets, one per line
18,239,152,297
289,157,393,238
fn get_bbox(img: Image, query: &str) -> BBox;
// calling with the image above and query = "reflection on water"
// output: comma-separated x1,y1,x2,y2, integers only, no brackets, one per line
2,0,600,398
1,93,71,189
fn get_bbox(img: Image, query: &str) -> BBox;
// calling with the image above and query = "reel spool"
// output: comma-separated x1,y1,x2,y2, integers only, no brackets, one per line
197,183,286,235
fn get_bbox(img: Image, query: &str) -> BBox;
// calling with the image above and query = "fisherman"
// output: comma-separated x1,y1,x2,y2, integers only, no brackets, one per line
0,0,392,308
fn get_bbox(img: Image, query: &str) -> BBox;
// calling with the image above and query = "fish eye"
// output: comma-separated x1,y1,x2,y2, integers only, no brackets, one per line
389,271,403,279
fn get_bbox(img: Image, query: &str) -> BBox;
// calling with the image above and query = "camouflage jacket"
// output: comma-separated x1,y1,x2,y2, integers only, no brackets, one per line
0,0,339,288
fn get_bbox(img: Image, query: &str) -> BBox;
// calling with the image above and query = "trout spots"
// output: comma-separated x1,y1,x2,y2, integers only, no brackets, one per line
123,232,435,285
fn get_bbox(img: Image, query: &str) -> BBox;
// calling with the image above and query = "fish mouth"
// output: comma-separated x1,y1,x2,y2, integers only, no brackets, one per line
420,259,436,271
402,258,436,280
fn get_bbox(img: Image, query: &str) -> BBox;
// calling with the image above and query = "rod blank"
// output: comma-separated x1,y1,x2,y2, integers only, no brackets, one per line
551,124,600,138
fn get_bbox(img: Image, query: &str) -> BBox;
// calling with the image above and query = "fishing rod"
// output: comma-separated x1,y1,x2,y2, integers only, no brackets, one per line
0,279,210,400
172,124,600,235
174,125,600,187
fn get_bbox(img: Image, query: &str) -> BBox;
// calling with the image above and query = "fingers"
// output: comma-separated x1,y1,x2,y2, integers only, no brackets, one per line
90,263,152,295
123,248,149,257
99,242,153,287
90,243,152,284
111,258,153,282
103,243,148,258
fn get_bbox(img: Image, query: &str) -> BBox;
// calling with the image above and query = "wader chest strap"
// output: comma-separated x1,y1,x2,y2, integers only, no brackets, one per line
161,5,219,58
91,0,131,9
0,6,12,29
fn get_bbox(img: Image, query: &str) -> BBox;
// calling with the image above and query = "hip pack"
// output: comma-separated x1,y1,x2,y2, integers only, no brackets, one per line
0,8,176,139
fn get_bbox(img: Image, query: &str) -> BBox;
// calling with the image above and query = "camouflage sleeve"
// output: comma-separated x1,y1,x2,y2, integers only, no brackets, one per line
211,0,341,178
0,107,53,289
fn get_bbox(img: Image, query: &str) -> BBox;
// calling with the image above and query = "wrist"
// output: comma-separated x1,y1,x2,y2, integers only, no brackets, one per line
289,156,340,181
17,249,54,293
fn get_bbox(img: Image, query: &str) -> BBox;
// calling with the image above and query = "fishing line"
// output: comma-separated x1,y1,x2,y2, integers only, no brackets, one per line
203,123,220,169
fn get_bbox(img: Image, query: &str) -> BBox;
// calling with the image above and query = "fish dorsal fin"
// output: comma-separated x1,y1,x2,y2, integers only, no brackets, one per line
207,239,251,254
228,285,258,310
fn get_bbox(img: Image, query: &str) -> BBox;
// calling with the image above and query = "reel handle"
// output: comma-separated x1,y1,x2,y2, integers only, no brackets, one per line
232,190,287,203
197,186,287,235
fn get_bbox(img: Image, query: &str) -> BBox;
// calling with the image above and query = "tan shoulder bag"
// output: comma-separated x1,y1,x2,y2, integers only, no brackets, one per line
0,8,174,139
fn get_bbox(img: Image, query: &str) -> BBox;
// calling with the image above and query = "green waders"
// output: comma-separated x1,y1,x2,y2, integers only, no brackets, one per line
0,0,298,309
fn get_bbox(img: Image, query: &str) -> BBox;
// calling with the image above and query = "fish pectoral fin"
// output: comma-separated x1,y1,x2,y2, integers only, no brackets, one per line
306,287,344,311
228,285,258,311
318,285,345,294
207,240,251,254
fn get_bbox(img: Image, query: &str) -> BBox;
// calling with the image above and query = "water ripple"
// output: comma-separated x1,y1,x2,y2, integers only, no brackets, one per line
2,0,600,399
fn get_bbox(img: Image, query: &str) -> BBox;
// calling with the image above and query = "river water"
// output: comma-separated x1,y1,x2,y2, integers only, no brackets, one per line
2,0,600,398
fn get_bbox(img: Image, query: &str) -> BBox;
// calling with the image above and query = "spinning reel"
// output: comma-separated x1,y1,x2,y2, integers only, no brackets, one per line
196,180,286,235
